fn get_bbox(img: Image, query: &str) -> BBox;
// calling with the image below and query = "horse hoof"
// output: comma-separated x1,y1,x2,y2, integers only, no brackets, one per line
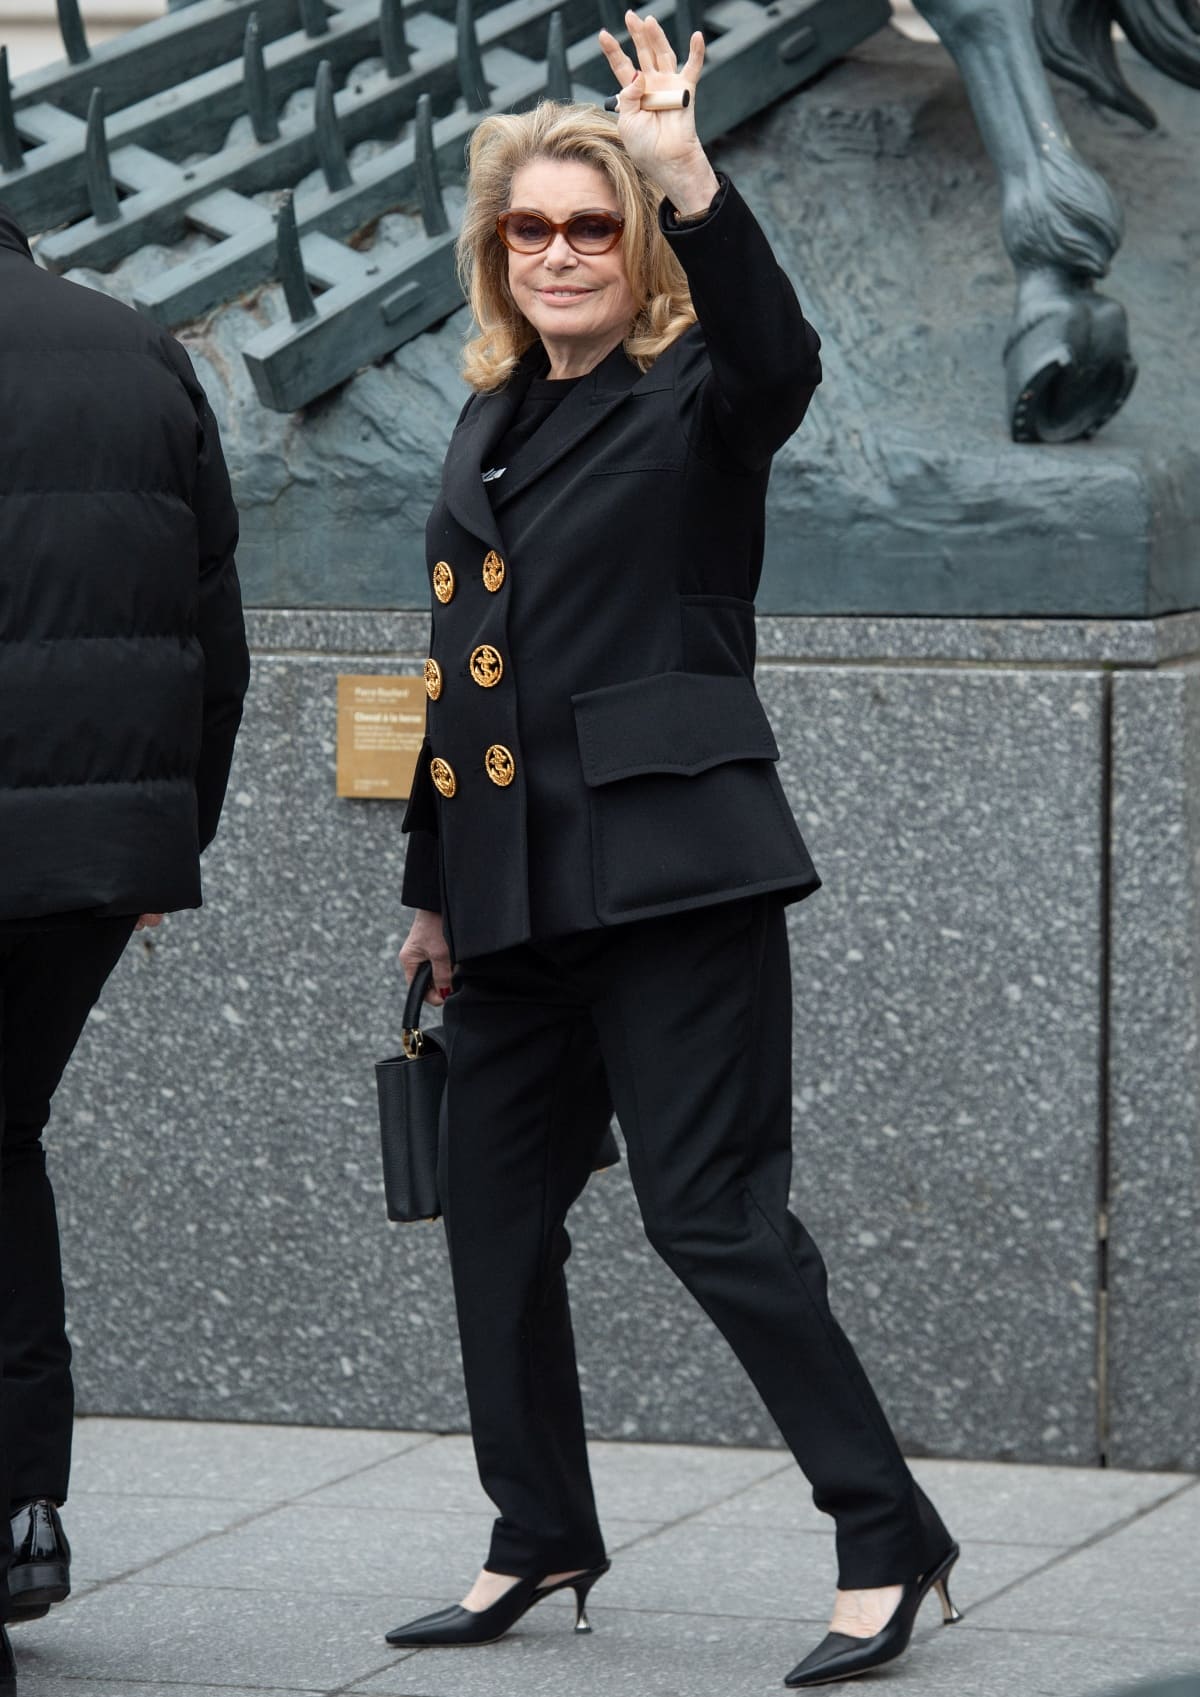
1006,289,1137,443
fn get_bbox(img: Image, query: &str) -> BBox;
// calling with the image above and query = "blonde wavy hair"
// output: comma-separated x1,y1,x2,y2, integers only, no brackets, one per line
457,101,697,392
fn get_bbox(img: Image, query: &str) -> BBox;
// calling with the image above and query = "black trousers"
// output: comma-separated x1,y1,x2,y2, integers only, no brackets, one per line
0,918,135,1605
440,896,949,1590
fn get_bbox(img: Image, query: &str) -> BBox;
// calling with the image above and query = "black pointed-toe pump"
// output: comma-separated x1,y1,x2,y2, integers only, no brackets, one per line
784,1543,962,1689
384,1559,611,1648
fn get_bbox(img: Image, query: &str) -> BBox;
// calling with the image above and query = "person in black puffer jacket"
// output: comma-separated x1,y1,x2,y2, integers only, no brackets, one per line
0,203,249,1687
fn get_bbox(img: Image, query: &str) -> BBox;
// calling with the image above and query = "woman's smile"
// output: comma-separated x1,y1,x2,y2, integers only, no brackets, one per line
537,285,594,303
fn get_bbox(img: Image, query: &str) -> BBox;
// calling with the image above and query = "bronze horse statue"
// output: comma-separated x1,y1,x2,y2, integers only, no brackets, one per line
892,0,1200,441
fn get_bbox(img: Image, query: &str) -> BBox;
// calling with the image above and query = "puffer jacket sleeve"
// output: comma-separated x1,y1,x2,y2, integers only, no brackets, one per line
162,335,251,851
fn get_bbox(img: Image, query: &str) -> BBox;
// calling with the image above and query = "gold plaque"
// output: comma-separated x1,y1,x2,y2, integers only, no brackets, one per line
482,550,506,592
336,675,427,800
424,657,443,701
431,757,457,798
433,560,455,603
469,644,503,689
485,744,516,787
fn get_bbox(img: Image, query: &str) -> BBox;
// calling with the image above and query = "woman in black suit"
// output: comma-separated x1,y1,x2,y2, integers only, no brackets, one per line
391,14,961,1687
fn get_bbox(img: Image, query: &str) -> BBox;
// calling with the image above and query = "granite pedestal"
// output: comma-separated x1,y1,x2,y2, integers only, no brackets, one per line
49,610,1200,1470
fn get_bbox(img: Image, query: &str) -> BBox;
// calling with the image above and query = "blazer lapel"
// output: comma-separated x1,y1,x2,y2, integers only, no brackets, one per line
440,357,535,545
491,343,643,510
439,342,647,536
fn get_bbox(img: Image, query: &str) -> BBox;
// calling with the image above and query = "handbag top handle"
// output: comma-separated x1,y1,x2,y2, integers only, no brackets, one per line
401,959,435,1058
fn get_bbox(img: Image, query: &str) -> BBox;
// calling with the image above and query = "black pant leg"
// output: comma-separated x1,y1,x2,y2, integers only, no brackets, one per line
441,946,613,1577
0,919,135,1519
589,898,950,1589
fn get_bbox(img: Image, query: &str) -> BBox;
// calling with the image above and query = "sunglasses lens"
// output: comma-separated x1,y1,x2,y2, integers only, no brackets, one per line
499,210,623,253
567,214,622,251
502,213,553,250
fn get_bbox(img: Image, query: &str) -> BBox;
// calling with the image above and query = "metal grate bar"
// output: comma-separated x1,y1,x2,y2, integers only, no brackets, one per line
33,0,603,276
8,0,304,121
124,0,611,323
0,0,515,228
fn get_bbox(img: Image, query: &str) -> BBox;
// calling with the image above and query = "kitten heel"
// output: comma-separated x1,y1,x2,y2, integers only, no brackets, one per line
934,1570,963,1625
571,1566,606,1633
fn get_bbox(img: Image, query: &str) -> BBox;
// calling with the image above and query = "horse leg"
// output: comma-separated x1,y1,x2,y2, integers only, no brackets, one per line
914,0,1137,441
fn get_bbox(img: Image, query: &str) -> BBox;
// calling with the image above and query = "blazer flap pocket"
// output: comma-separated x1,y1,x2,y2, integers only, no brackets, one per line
573,672,779,785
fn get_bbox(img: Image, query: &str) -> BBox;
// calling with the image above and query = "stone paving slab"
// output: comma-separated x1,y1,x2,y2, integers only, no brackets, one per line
909,1458,1191,1548
577,1438,792,1524
303,1431,791,1522
969,1483,1200,1643
351,1607,811,1697
298,1433,494,1516
132,1503,662,1599
348,1615,1200,1697
4,1419,1198,1697
11,1584,408,1691
832,1628,1200,1697
597,1520,1056,1622
69,1417,429,1502
20,1687,323,1697
1104,1481,1200,1543
21,1686,324,1697
66,1493,258,1585
693,1457,1191,1546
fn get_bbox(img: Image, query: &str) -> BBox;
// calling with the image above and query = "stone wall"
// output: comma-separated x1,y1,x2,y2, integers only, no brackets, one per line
51,610,1200,1471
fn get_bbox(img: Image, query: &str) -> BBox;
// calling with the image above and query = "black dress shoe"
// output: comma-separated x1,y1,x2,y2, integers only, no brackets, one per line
784,1543,962,1688
1,1622,16,1695
384,1560,611,1648
8,1499,71,1618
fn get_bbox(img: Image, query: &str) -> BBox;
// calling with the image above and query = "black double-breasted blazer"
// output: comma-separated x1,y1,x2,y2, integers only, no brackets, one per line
401,175,822,962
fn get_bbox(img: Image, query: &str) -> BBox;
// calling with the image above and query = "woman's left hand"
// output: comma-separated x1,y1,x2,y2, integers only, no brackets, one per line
598,11,721,215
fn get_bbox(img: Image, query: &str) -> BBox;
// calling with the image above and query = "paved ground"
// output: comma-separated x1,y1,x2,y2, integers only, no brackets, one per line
6,1418,1198,1697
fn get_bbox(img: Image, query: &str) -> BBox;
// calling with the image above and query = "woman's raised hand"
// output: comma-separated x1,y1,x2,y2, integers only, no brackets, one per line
598,11,720,214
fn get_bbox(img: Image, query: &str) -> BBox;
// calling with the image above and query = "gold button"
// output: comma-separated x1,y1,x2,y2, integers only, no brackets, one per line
485,744,515,787
433,561,455,604
424,658,443,701
469,644,503,689
482,550,506,593
430,757,457,798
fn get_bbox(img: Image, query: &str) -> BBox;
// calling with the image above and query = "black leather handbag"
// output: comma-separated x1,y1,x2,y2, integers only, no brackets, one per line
376,961,624,1223
376,960,445,1222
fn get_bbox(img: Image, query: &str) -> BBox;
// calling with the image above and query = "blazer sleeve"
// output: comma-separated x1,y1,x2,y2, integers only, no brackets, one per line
661,173,822,471
160,334,251,852
400,736,442,912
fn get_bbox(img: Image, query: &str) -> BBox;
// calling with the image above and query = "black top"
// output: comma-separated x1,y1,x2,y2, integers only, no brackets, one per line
484,373,582,490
